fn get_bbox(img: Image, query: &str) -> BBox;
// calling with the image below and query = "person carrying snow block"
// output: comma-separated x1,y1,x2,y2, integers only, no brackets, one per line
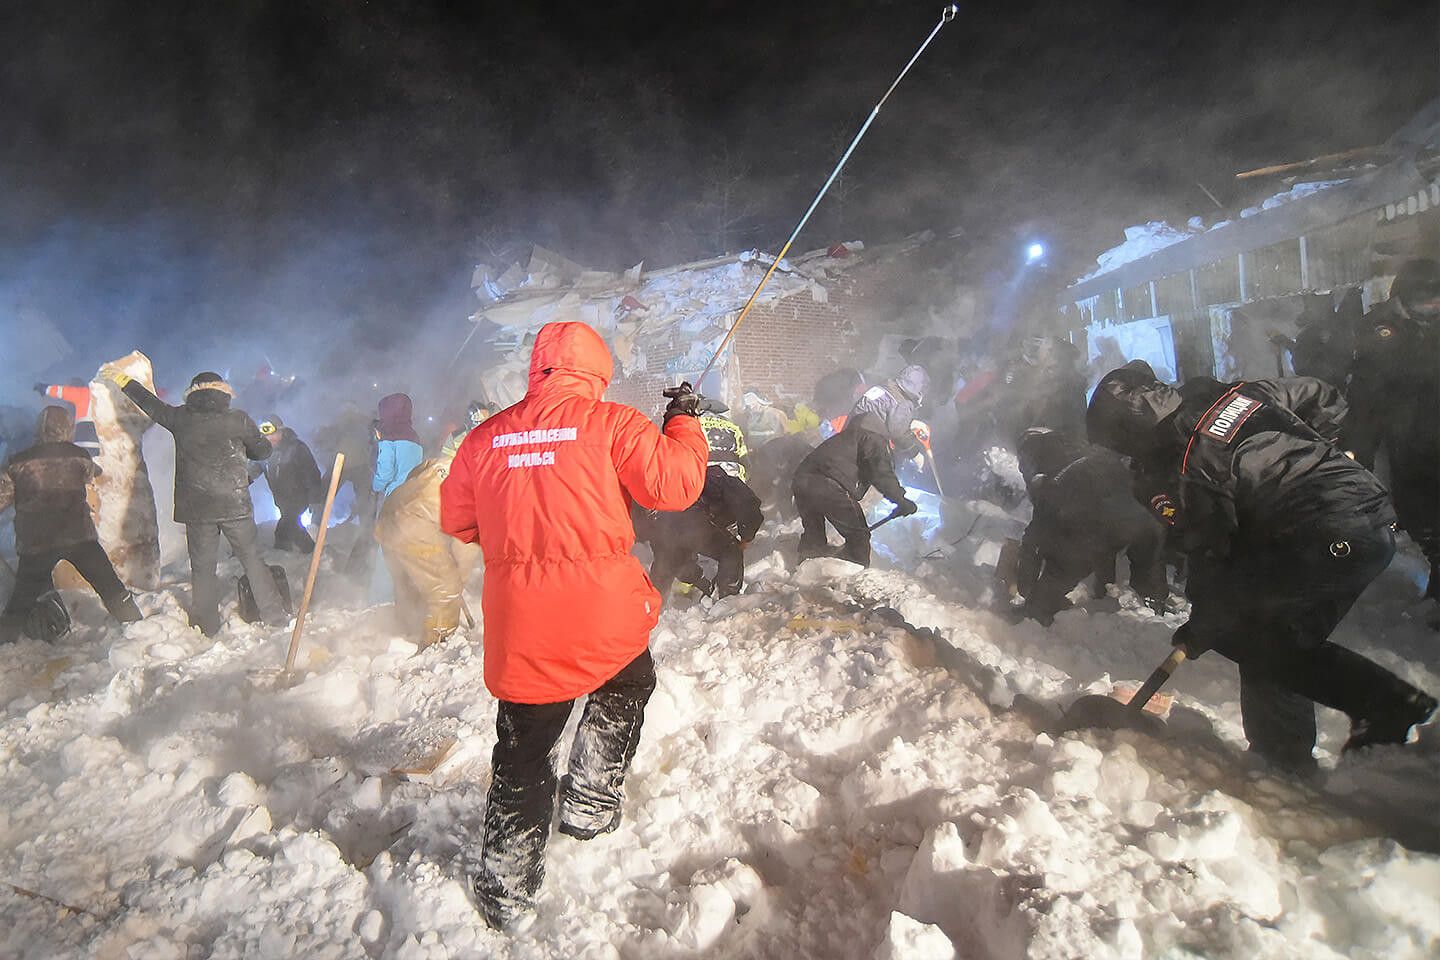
791,411,916,567
375,436,480,648
439,321,708,930
0,406,142,642
1089,361,1437,768
637,464,765,599
257,415,324,553
1013,428,1168,624
100,367,287,636
850,364,929,458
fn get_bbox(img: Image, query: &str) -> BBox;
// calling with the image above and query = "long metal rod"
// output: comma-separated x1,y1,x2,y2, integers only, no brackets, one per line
695,4,959,384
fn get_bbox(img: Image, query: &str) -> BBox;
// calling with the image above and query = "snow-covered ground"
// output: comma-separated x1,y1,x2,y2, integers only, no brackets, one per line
2,505,1438,959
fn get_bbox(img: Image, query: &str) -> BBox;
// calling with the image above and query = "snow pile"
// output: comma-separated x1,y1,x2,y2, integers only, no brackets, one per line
1079,222,1198,282
1078,178,1348,283
1242,179,1347,218
0,514,1438,958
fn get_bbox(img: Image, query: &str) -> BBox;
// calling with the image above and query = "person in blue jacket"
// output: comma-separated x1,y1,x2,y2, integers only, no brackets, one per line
373,393,425,498
367,393,425,603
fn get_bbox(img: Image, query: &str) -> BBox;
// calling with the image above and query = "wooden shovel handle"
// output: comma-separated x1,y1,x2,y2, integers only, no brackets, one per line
284,453,345,674
1127,646,1187,715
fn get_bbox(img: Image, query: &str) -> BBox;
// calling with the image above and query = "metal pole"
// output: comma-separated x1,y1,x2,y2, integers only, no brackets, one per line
695,4,959,384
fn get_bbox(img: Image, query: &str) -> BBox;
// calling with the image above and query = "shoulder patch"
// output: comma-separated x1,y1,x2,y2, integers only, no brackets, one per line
1198,392,1263,444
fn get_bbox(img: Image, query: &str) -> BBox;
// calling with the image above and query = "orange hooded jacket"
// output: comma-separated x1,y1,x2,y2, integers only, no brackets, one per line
439,322,709,703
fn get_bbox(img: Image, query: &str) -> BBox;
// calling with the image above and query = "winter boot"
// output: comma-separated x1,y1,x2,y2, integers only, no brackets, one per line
556,775,622,841
106,593,144,624
472,818,548,931
25,592,71,642
1344,689,1439,752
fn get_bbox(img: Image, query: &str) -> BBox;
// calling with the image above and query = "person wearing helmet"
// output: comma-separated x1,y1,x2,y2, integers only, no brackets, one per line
696,396,749,481
1088,363,1436,768
257,415,324,553
442,402,493,458
850,364,929,457
1344,258,1440,606
99,367,286,636
0,405,143,642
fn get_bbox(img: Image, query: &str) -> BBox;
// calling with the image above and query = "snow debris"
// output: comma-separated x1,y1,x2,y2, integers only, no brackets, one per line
1078,221,1198,282
1,507,1437,958
1078,178,1347,282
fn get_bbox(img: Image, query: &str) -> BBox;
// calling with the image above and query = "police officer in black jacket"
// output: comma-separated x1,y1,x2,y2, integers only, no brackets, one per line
1089,361,1436,767
101,367,287,635
1344,258,1440,605
792,411,917,567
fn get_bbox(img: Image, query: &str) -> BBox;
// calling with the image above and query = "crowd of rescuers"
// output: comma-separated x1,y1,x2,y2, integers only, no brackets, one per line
0,259,1433,928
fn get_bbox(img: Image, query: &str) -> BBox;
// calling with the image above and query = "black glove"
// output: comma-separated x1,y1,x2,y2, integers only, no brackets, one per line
33,382,48,396
663,382,700,423
896,497,919,517
1171,622,1205,657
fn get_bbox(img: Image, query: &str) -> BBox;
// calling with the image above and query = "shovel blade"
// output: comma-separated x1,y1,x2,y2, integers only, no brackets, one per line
1061,693,1167,735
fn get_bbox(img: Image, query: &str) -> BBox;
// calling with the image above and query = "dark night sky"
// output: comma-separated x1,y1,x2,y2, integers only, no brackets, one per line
0,0,1434,378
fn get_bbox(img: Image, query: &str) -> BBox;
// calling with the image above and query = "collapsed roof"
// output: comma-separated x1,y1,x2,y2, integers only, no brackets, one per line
1067,99,1440,301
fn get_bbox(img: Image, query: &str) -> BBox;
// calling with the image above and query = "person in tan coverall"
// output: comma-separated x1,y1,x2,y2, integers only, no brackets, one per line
376,443,481,648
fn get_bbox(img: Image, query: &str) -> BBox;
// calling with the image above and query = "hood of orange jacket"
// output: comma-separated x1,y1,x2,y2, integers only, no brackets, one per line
527,321,614,399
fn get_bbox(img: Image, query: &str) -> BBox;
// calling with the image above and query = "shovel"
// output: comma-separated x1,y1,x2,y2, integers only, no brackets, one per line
1063,646,1188,733
869,505,908,531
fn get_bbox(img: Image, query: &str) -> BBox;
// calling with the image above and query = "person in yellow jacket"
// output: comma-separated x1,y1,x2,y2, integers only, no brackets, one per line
697,398,750,481
375,437,481,648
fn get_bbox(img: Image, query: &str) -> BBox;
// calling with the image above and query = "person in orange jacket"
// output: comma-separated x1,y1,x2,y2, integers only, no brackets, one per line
439,321,708,929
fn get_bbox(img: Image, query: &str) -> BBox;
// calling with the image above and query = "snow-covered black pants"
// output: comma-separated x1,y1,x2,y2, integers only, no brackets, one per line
1,541,132,638
473,650,656,927
650,513,744,598
793,474,869,566
1185,525,1424,765
186,519,284,635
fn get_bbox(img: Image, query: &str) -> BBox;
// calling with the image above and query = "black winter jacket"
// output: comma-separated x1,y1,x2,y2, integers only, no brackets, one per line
794,412,908,505
0,406,100,554
1343,299,1439,479
696,465,764,542
1017,432,1166,597
121,382,271,524
265,428,323,513
1159,378,1392,558
634,465,765,551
